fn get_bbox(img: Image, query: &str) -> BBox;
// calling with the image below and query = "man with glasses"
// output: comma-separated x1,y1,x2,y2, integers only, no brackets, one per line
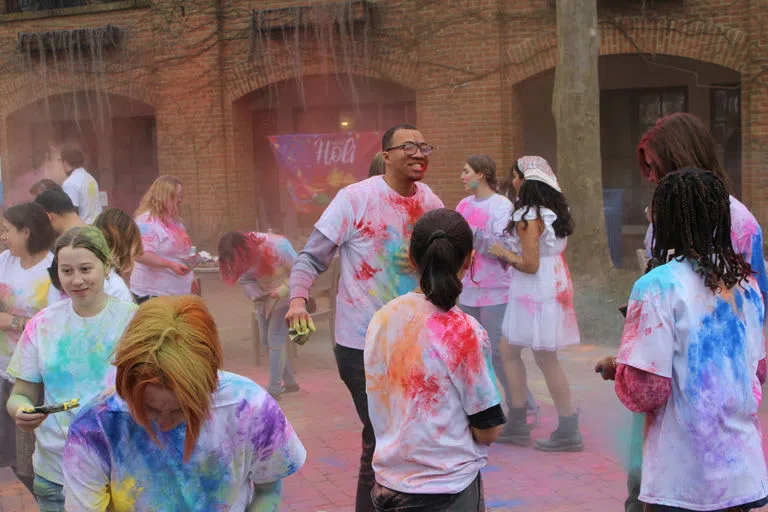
286,123,443,512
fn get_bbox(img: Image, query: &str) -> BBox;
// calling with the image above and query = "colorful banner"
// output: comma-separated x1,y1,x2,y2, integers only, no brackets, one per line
268,131,380,214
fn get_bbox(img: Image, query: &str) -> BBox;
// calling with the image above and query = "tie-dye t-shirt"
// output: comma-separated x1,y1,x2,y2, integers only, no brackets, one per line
364,292,501,494
456,194,513,307
130,212,194,297
617,259,768,510
62,167,102,224
315,176,443,350
0,250,52,376
63,371,307,511
7,296,138,484
238,233,297,301
644,195,768,304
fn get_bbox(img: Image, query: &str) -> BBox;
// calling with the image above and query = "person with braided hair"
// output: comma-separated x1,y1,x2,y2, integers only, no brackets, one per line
615,168,768,512
597,112,768,512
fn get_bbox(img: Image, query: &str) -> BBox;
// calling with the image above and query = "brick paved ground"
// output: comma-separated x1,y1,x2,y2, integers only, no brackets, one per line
1,272,767,511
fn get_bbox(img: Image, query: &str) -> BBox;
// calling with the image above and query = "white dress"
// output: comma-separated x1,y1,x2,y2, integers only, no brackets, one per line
501,207,580,350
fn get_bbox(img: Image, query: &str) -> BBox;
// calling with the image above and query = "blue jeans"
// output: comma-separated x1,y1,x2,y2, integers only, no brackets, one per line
257,304,298,395
461,304,536,411
34,474,65,512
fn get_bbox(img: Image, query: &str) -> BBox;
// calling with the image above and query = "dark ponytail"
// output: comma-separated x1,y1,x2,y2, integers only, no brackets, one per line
410,209,474,311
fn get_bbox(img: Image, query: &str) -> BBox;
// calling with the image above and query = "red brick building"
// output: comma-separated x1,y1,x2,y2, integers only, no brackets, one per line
0,0,764,258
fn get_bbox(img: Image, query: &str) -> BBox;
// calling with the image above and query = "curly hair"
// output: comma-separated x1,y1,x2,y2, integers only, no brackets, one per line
647,168,752,292
505,180,574,239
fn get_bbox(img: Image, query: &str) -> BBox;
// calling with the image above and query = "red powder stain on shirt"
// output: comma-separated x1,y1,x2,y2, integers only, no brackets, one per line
389,195,427,234
405,367,442,413
355,261,380,281
355,219,389,242
621,302,659,347
427,310,483,384
250,236,280,279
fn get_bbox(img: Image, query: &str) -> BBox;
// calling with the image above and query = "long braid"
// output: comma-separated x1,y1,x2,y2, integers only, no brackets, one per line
649,168,753,292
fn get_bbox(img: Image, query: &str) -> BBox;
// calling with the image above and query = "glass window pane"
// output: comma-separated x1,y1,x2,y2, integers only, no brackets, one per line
662,92,685,115
638,94,661,125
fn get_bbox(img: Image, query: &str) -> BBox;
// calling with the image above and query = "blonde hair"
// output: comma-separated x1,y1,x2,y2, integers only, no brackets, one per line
135,175,183,223
94,208,143,279
114,296,222,462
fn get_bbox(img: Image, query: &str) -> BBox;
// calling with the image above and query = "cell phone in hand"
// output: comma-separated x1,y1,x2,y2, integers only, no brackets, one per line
23,398,80,415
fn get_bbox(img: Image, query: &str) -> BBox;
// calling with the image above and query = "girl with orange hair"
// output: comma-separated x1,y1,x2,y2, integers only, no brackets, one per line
218,230,300,401
130,176,195,303
62,295,306,511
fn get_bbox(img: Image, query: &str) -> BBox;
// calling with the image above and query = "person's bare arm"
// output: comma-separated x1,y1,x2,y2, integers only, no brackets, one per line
7,379,46,432
489,219,543,274
135,252,188,275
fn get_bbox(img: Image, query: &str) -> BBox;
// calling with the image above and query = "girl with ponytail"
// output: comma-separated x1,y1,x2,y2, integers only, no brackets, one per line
364,208,506,510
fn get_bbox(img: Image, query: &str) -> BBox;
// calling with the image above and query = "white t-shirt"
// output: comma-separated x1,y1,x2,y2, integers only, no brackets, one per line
617,259,768,510
64,371,307,511
0,250,53,375
365,292,501,494
456,194,513,307
130,212,194,297
7,296,138,484
315,176,444,350
237,233,297,300
62,168,102,224
47,268,134,305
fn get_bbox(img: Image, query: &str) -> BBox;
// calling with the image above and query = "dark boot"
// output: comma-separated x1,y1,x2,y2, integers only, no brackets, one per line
534,413,584,452
497,407,531,446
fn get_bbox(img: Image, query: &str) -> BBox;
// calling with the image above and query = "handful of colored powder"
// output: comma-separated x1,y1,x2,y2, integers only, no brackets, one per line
289,317,316,345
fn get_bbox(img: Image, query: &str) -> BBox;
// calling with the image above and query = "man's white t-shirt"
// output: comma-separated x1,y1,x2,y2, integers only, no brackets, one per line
62,167,102,224
314,176,443,350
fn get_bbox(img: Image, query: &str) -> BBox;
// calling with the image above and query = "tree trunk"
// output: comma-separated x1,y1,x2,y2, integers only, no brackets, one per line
553,0,612,275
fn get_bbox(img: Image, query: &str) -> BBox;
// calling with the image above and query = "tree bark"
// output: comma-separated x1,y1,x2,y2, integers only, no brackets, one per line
553,0,612,274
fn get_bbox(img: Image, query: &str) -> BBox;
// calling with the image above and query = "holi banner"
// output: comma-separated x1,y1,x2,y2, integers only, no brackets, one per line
268,131,380,214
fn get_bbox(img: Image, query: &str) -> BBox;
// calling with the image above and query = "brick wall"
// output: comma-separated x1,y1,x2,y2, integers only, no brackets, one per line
0,0,764,245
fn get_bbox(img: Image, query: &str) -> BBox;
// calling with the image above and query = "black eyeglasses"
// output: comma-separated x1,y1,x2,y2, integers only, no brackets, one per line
384,141,435,156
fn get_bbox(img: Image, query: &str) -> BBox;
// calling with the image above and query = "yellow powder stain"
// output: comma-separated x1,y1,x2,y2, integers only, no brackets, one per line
110,476,144,512
88,180,97,199
33,278,51,310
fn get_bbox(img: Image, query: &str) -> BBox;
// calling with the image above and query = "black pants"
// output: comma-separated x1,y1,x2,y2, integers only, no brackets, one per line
626,467,642,512
334,344,376,512
372,473,484,512
644,496,768,512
